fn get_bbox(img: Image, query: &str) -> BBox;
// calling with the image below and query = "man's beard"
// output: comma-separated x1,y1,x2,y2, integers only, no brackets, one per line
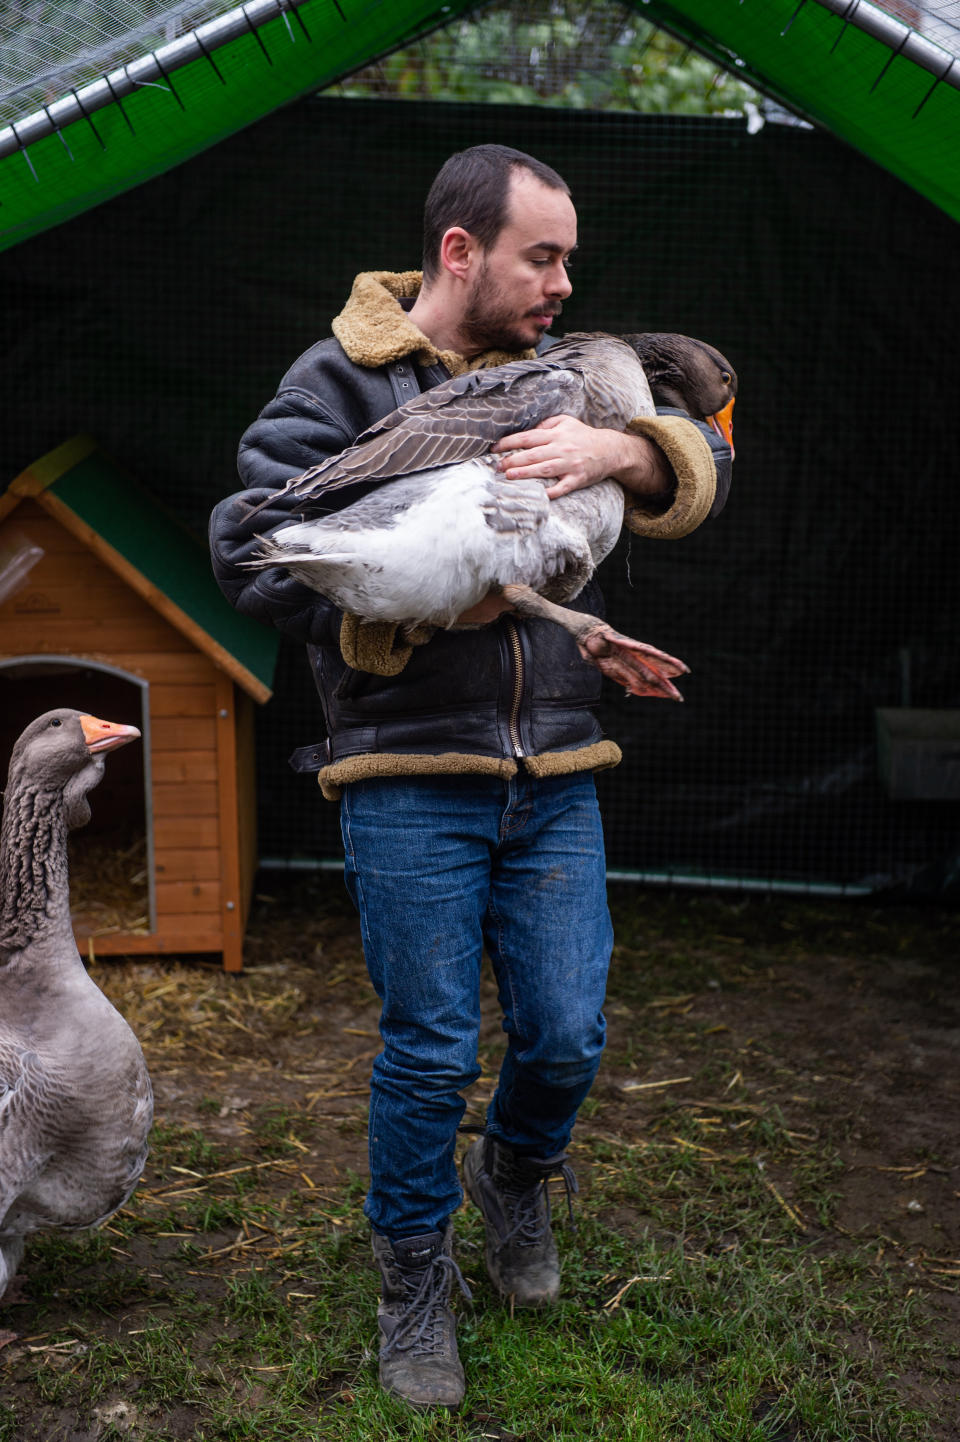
460,263,561,354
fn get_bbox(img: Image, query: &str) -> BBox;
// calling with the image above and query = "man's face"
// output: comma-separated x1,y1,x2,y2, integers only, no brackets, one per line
461,170,577,353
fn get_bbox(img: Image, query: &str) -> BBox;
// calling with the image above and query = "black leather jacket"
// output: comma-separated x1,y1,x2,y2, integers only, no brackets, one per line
209,335,730,788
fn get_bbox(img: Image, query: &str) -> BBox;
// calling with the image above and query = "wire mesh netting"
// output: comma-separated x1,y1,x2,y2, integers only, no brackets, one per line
4,0,959,130
335,0,960,113
878,0,960,51
0,0,240,125
2,0,959,895
2,91,957,895
332,0,763,114
2,0,959,259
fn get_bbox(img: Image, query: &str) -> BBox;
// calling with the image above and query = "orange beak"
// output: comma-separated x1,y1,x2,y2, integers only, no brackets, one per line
706,397,735,460
79,714,141,754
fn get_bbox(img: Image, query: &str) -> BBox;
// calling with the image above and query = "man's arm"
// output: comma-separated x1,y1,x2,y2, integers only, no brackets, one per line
212,378,449,671
209,389,355,648
456,417,679,627
491,408,732,528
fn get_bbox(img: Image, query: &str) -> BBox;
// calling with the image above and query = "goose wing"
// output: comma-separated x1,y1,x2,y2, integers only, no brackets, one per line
0,1031,152,1239
284,352,591,507
0,1044,56,1228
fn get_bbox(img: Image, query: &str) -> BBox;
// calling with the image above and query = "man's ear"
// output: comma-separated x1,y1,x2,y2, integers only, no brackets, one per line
439,226,478,282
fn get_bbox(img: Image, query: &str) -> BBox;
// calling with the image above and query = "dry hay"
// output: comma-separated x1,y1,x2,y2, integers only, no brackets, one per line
84,888,373,1067
89,956,317,1063
68,831,151,937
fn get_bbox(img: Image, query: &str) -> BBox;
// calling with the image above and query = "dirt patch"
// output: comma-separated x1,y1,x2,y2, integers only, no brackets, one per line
2,876,958,1436
122,879,960,1299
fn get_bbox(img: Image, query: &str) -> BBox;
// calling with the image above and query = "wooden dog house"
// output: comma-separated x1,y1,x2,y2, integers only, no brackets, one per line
0,436,278,972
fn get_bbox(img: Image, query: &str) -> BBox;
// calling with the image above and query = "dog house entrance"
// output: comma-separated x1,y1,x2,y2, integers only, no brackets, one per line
0,657,155,945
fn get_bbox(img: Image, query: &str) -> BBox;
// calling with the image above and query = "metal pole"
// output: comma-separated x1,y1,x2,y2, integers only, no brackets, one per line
812,0,959,89
0,0,313,160
256,856,876,896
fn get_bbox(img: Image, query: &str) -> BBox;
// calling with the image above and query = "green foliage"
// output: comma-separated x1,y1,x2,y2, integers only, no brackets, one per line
335,0,759,117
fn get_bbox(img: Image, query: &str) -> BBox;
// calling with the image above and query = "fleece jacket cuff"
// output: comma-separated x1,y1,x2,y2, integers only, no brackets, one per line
339,614,434,675
623,414,717,539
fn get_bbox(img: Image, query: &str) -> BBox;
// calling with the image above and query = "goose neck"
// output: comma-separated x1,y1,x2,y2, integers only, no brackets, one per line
0,777,74,960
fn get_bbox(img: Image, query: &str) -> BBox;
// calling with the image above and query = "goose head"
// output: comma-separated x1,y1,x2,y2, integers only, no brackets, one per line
622,332,737,457
6,709,141,830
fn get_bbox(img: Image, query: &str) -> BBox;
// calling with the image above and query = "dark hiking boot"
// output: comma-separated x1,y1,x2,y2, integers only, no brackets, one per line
372,1226,471,1409
462,1136,578,1307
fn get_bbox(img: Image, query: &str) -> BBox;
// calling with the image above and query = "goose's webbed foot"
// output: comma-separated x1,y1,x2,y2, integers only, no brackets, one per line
500,584,687,700
578,625,688,701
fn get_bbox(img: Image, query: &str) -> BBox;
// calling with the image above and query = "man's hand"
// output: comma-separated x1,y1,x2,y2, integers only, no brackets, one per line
492,414,672,500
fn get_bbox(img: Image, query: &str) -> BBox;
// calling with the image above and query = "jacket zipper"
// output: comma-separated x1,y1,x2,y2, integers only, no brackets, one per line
505,616,525,758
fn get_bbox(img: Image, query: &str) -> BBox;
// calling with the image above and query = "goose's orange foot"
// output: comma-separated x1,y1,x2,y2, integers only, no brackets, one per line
578,626,688,700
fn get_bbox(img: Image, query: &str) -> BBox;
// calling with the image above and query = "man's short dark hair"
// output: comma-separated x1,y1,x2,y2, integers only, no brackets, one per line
421,144,570,284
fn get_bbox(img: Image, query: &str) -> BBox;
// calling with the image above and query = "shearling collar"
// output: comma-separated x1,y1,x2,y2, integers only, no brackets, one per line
331,270,537,377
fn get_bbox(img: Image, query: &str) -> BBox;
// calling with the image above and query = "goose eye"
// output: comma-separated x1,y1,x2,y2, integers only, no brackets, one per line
721,372,732,385
50,718,62,727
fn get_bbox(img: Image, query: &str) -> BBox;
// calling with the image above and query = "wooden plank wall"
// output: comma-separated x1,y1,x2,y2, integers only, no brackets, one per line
0,499,232,959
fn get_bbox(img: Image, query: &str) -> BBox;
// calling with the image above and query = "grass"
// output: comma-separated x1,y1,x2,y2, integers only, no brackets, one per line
11,1246,914,1438
1,889,956,1440
3,1123,946,1440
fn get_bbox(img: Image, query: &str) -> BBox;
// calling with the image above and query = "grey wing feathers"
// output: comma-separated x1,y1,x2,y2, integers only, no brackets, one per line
479,474,550,535
0,1048,55,1217
285,358,589,504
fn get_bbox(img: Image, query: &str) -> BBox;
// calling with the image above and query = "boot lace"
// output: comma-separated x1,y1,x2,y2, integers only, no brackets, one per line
497,1153,579,1251
382,1253,472,1360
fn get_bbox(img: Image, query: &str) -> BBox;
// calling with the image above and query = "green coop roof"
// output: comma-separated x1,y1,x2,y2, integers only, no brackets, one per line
0,0,957,255
3,435,278,702
648,0,960,226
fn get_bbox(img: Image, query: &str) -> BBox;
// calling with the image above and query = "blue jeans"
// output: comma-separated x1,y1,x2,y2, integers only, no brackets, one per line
340,770,613,1241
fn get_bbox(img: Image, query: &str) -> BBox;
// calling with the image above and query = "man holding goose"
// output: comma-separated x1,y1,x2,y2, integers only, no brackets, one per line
210,143,734,1409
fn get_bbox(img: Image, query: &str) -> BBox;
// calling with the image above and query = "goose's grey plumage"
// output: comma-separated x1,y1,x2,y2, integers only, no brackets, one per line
251,331,736,698
0,709,152,1300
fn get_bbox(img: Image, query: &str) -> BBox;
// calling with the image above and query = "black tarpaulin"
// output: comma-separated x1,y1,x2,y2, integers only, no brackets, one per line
2,97,957,892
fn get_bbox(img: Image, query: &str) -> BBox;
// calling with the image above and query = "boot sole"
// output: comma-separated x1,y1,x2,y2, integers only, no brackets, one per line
379,1372,465,1410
